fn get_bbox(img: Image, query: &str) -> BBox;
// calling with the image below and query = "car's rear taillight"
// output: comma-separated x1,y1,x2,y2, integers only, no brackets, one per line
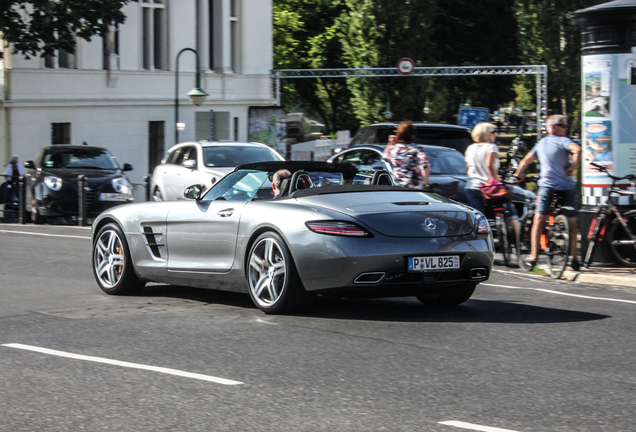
306,221,372,237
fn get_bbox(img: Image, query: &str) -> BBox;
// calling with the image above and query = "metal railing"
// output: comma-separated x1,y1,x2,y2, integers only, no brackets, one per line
1,175,154,226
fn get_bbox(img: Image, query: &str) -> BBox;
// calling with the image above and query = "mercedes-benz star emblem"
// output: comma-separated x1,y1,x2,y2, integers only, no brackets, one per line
424,218,436,230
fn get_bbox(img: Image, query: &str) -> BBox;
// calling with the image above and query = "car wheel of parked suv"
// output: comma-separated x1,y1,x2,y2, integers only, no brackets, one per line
153,187,163,201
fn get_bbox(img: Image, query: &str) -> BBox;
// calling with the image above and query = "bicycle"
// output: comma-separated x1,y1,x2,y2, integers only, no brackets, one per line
583,162,636,268
518,176,573,278
483,171,523,269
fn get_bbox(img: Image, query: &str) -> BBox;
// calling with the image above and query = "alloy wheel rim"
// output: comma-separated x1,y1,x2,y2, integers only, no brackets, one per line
94,230,125,288
248,238,286,307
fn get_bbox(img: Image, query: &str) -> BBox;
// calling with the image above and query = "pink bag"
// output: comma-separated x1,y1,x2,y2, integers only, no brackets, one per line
479,178,508,201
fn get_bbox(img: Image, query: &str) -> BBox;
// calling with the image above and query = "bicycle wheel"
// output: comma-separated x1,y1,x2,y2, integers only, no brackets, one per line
547,214,570,279
496,214,511,266
517,208,534,271
508,218,523,268
607,210,636,267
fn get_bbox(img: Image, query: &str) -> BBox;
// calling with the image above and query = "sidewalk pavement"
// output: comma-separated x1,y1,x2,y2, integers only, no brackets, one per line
561,265,636,288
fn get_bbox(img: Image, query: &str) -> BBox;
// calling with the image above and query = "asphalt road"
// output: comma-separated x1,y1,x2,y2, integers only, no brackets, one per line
1,223,635,432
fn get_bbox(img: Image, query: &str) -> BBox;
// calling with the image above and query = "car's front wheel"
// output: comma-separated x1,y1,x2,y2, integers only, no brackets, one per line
152,187,163,201
247,232,313,314
416,283,477,306
93,223,145,295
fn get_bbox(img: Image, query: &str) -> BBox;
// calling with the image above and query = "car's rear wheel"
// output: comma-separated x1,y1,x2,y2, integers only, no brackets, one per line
153,187,163,201
247,232,313,314
93,223,145,295
416,283,477,306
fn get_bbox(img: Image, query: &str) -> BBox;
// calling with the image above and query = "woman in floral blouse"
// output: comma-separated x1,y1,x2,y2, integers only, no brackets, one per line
383,120,430,189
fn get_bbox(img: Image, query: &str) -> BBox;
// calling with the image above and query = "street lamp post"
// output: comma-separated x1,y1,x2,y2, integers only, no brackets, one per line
175,48,208,144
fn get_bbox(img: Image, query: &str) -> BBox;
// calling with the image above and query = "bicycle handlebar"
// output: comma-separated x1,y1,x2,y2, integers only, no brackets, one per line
590,162,636,182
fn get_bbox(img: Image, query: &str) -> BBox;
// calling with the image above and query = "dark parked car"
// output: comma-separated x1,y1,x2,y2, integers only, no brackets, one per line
348,122,473,154
23,145,134,223
329,144,470,202
328,144,536,222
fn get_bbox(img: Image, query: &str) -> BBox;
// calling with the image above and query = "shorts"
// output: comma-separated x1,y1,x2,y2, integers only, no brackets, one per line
536,187,577,217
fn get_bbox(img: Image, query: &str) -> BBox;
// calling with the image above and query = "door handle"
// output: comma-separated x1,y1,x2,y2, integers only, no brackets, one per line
217,208,234,217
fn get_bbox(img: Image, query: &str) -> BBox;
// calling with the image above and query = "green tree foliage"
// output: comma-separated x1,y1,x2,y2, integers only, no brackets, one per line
274,0,521,130
340,0,520,123
273,0,359,134
0,1,136,58
514,0,598,129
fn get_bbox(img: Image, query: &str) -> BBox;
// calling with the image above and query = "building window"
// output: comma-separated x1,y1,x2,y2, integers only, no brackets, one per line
148,121,165,173
103,23,120,70
234,117,239,141
142,0,166,70
230,0,239,72
45,48,76,69
52,123,71,145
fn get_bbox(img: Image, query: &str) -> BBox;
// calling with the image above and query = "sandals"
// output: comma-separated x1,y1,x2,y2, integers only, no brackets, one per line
524,258,537,270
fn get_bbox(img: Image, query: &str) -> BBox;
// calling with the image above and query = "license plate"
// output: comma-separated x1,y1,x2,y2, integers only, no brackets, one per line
99,193,128,202
408,255,460,272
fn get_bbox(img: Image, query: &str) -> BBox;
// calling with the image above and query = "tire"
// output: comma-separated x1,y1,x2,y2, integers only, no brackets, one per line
547,214,570,279
416,283,477,306
152,187,164,202
247,232,314,314
497,214,511,267
31,207,45,224
92,223,146,295
517,208,534,271
608,210,636,267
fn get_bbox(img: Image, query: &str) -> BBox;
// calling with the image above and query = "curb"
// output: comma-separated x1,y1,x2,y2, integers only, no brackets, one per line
561,269,636,288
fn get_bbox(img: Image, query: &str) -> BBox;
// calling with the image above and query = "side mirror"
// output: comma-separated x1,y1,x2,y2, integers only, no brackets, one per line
122,163,134,171
184,184,204,200
183,159,196,170
24,160,35,169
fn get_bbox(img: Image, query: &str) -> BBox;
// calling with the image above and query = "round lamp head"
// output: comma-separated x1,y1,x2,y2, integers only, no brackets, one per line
187,88,208,106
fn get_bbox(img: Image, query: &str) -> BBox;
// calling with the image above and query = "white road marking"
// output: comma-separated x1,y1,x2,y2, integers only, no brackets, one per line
483,283,636,305
0,229,90,239
2,343,243,385
439,420,521,432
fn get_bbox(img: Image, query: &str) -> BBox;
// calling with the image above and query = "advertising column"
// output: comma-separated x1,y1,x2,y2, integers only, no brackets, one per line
572,1,636,264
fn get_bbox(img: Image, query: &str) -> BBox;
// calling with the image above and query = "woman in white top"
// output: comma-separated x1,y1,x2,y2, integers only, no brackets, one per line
464,122,519,235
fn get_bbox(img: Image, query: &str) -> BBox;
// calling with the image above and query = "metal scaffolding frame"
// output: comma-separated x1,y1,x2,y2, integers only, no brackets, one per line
272,65,548,138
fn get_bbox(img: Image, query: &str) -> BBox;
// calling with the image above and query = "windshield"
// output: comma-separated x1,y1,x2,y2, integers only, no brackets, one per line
426,149,467,175
202,169,347,201
203,170,269,202
350,126,471,153
203,146,281,167
41,148,120,169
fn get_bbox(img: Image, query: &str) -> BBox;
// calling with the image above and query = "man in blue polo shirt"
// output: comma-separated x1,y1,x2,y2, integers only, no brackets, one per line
515,115,582,270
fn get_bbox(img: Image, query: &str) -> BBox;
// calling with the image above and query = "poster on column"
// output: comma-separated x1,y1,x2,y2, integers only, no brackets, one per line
614,53,636,178
583,59,611,118
584,120,612,178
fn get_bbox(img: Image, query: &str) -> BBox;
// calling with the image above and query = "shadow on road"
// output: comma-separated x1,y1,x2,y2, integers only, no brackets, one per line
137,284,609,324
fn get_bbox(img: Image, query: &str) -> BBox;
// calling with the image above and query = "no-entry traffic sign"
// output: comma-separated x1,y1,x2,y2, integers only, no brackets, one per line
397,58,415,75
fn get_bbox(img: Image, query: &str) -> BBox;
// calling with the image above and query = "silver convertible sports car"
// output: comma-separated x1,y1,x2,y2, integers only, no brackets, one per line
91,161,494,314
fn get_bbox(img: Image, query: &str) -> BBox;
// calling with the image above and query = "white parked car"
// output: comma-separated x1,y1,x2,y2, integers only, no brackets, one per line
150,141,284,201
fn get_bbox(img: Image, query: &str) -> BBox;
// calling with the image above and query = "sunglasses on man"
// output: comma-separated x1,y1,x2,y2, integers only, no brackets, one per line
553,123,569,129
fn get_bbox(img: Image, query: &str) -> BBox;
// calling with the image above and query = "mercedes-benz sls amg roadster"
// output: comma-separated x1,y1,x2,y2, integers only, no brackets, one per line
91,161,494,314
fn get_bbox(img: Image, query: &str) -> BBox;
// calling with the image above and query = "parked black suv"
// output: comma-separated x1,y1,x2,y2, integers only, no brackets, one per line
348,122,472,154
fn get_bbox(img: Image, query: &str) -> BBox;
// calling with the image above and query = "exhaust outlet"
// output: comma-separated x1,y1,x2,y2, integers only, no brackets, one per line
470,268,488,280
354,272,386,284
